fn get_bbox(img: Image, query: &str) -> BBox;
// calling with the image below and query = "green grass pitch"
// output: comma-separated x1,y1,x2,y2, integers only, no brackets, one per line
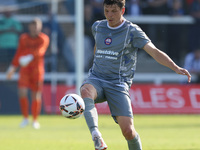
0,114,200,150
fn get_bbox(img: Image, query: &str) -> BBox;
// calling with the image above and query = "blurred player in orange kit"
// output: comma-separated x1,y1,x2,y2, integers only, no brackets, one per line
6,18,49,129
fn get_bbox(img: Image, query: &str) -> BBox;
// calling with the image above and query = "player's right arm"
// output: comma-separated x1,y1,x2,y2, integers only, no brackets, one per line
11,34,27,67
6,35,25,79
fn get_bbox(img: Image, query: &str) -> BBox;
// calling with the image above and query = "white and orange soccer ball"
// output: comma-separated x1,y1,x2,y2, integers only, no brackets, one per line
59,94,85,119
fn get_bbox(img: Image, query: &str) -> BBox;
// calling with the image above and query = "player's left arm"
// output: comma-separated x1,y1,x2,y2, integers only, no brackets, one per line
143,42,191,83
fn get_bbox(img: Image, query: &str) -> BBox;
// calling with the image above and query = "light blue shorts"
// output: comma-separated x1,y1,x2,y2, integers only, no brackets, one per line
82,77,133,123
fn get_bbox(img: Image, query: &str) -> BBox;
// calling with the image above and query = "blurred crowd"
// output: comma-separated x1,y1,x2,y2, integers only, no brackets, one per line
0,0,200,83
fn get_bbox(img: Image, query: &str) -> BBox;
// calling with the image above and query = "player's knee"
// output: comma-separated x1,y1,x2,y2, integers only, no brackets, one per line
32,91,42,100
80,85,90,97
80,84,96,99
18,88,28,98
122,127,136,140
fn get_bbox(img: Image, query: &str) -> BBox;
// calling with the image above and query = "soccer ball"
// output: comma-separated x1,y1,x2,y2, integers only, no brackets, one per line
59,94,85,119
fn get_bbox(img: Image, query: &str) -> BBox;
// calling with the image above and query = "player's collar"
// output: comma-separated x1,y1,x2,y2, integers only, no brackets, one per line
107,18,126,30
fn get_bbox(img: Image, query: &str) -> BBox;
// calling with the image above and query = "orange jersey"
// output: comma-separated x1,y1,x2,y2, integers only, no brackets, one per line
12,32,49,91
12,32,49,73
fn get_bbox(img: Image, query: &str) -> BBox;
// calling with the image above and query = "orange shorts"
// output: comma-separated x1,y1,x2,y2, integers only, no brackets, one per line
18,71,44,91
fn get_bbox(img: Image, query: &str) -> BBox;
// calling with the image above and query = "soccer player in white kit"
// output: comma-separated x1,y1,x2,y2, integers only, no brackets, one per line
80,0,191,150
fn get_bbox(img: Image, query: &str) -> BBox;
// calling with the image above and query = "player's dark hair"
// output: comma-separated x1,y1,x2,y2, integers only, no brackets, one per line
103,0,125,9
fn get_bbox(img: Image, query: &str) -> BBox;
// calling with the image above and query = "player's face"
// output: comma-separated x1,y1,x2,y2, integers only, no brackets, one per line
29,23,42,37
104,4,125,27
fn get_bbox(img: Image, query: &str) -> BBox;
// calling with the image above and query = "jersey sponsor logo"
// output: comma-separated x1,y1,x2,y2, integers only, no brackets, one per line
96,49,118,60
96,49,119,56
104,37,112,45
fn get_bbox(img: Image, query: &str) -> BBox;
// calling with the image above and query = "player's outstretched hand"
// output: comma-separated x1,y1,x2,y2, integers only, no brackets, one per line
175,67,191,83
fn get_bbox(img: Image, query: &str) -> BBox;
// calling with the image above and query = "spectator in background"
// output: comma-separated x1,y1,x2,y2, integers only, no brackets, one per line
0,0,17,7
183,0,193,14
188,0,200,51
84,3,95,46
43,13,65,72
62,2,95,73
168,0,184,16
6,18,49,129
186,0,194,6
0,8,23,64
144,0,169,15
62,24,75,72
84,3,95,37
91,0,105,20
142,0,169,50
84,4,95,70
17,0,49,14
64,0,74,15
184,47,200,83
126,0,142,16
62,23,93,72
167,0,184,65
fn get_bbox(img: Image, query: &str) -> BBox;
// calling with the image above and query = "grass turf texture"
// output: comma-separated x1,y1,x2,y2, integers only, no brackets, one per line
0,115,200,150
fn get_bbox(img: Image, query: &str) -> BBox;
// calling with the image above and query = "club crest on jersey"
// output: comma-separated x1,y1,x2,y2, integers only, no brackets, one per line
104,37,112,45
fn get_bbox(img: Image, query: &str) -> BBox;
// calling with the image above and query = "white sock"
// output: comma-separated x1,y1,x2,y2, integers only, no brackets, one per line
92,129,102,140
